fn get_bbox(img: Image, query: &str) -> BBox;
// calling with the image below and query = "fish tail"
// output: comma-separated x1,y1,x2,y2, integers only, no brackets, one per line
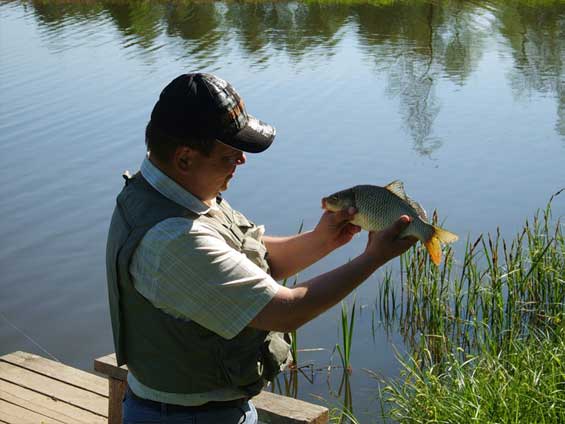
424,225,458,266
424,236,442,265
432,225,459,244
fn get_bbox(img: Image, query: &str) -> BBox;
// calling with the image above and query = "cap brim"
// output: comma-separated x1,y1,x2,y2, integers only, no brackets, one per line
219,115,276,153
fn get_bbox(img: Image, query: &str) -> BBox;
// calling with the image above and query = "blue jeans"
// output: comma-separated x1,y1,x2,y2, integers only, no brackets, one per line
122,390,258,424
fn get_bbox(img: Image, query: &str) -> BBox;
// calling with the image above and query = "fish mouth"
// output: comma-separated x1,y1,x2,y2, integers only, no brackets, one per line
321,197,327,210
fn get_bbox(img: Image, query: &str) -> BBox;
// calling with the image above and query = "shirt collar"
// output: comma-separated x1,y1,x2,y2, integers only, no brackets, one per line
140,157,218,215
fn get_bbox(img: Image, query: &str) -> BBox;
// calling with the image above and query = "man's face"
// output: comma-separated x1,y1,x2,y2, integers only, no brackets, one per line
190,141,246,197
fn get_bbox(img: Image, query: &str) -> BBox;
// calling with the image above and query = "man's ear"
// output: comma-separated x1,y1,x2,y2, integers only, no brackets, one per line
173,146,196,173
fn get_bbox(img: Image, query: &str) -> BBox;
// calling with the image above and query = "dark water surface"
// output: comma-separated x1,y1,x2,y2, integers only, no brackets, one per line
1,1,564,421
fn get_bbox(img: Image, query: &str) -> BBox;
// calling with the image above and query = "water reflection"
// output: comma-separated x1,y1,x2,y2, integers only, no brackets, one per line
272,365,356,423
26,0,104,25
10,0,564,150
331,372,354,423
104,2,163,50
354,2,441,154
355,1,490,154
495,1,565,137
224,2,350,61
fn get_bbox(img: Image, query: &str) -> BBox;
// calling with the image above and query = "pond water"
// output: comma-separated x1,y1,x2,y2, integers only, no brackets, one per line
1,0,564,421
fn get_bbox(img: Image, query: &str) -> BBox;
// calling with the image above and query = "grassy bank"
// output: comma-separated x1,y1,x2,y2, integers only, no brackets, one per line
375,191,565,423
382,325,565,423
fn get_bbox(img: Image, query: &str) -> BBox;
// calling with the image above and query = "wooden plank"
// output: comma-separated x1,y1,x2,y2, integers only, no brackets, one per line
108,378,126,424
1,351,108,397
254,391,328,424
0,380,106,424
94,353,128,381
0,399,64,424
0,362,107,416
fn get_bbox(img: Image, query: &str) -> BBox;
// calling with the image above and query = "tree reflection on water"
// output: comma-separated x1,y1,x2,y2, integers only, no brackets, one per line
11,0,563,154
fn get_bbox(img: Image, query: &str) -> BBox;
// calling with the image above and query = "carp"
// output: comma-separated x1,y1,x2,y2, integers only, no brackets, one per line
322,181,458,265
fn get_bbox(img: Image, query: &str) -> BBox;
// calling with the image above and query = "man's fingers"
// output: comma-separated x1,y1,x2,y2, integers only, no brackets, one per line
333,207,357,223
345,223,361,236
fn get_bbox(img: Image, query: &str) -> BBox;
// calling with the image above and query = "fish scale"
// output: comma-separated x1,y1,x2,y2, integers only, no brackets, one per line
353,185,430,239
322,182,458,265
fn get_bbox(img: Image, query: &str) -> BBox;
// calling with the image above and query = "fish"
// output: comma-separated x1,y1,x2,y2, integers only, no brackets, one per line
321,181,458,265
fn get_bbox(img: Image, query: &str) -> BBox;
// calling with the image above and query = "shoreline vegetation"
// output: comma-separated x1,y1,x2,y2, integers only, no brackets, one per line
372,189,565,423
275,190,564,423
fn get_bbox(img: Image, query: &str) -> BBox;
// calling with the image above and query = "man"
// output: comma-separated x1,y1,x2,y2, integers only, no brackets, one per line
106,73,415,424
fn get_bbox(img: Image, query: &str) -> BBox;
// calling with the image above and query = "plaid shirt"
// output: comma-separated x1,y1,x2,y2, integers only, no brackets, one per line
127,157,279,405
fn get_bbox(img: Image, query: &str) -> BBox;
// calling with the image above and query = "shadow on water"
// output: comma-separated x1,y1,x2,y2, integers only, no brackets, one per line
7,0,564,153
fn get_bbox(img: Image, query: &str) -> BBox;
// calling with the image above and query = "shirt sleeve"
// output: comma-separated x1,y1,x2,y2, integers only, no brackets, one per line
130,217,280,340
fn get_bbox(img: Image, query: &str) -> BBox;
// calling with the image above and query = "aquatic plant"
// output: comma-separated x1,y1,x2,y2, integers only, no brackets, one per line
335,296,357,373
317,372,359,424
381,325,565,423
377,190,565,364
374,190,565,422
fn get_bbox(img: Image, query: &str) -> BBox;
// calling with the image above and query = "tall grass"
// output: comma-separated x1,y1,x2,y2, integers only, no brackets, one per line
381,325,565,423
335,296,357,373
374,190,565,422
377,191,564,364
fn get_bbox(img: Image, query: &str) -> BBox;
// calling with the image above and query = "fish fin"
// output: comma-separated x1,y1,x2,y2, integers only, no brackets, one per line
384,180,428,221
407,199,428,221
432,225,458,244
424,226,459,266
384,180,407,199
424,236,442,266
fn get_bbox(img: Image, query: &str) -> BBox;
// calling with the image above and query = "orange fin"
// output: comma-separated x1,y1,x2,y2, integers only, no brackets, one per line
433,225,458,244
424,235,442,265
424,225,458,266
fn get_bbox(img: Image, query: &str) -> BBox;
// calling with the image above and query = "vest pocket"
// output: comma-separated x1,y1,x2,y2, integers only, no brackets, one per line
220,332,291,391
241,237,268,270
261,332,293,381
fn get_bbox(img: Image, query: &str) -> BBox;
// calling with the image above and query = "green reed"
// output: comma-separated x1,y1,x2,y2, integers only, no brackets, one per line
374,190,565,422
377,192,564,364
328,375,359,424
335,296,357,373
381,324,565,423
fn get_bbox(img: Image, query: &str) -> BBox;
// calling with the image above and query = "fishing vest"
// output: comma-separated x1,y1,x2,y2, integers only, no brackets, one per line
106,172,291,396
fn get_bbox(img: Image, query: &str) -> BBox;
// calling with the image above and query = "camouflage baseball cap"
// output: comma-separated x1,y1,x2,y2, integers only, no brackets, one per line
150,73,276,153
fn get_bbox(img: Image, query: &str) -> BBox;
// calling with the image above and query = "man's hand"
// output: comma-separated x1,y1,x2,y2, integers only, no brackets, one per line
314,207,362,251
364,215,418,266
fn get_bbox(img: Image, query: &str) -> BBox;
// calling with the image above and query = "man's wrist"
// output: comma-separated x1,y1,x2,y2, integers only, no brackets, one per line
311,228,338,255
359,250,386,271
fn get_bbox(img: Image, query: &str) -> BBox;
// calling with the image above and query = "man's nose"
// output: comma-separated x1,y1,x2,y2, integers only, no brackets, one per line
234,152,246,165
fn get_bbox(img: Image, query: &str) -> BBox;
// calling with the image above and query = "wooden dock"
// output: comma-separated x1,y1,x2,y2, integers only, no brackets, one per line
0,351,107,423
0,351,329,424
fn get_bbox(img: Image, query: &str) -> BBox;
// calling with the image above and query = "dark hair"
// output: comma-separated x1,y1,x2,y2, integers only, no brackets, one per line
145,121,215,162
